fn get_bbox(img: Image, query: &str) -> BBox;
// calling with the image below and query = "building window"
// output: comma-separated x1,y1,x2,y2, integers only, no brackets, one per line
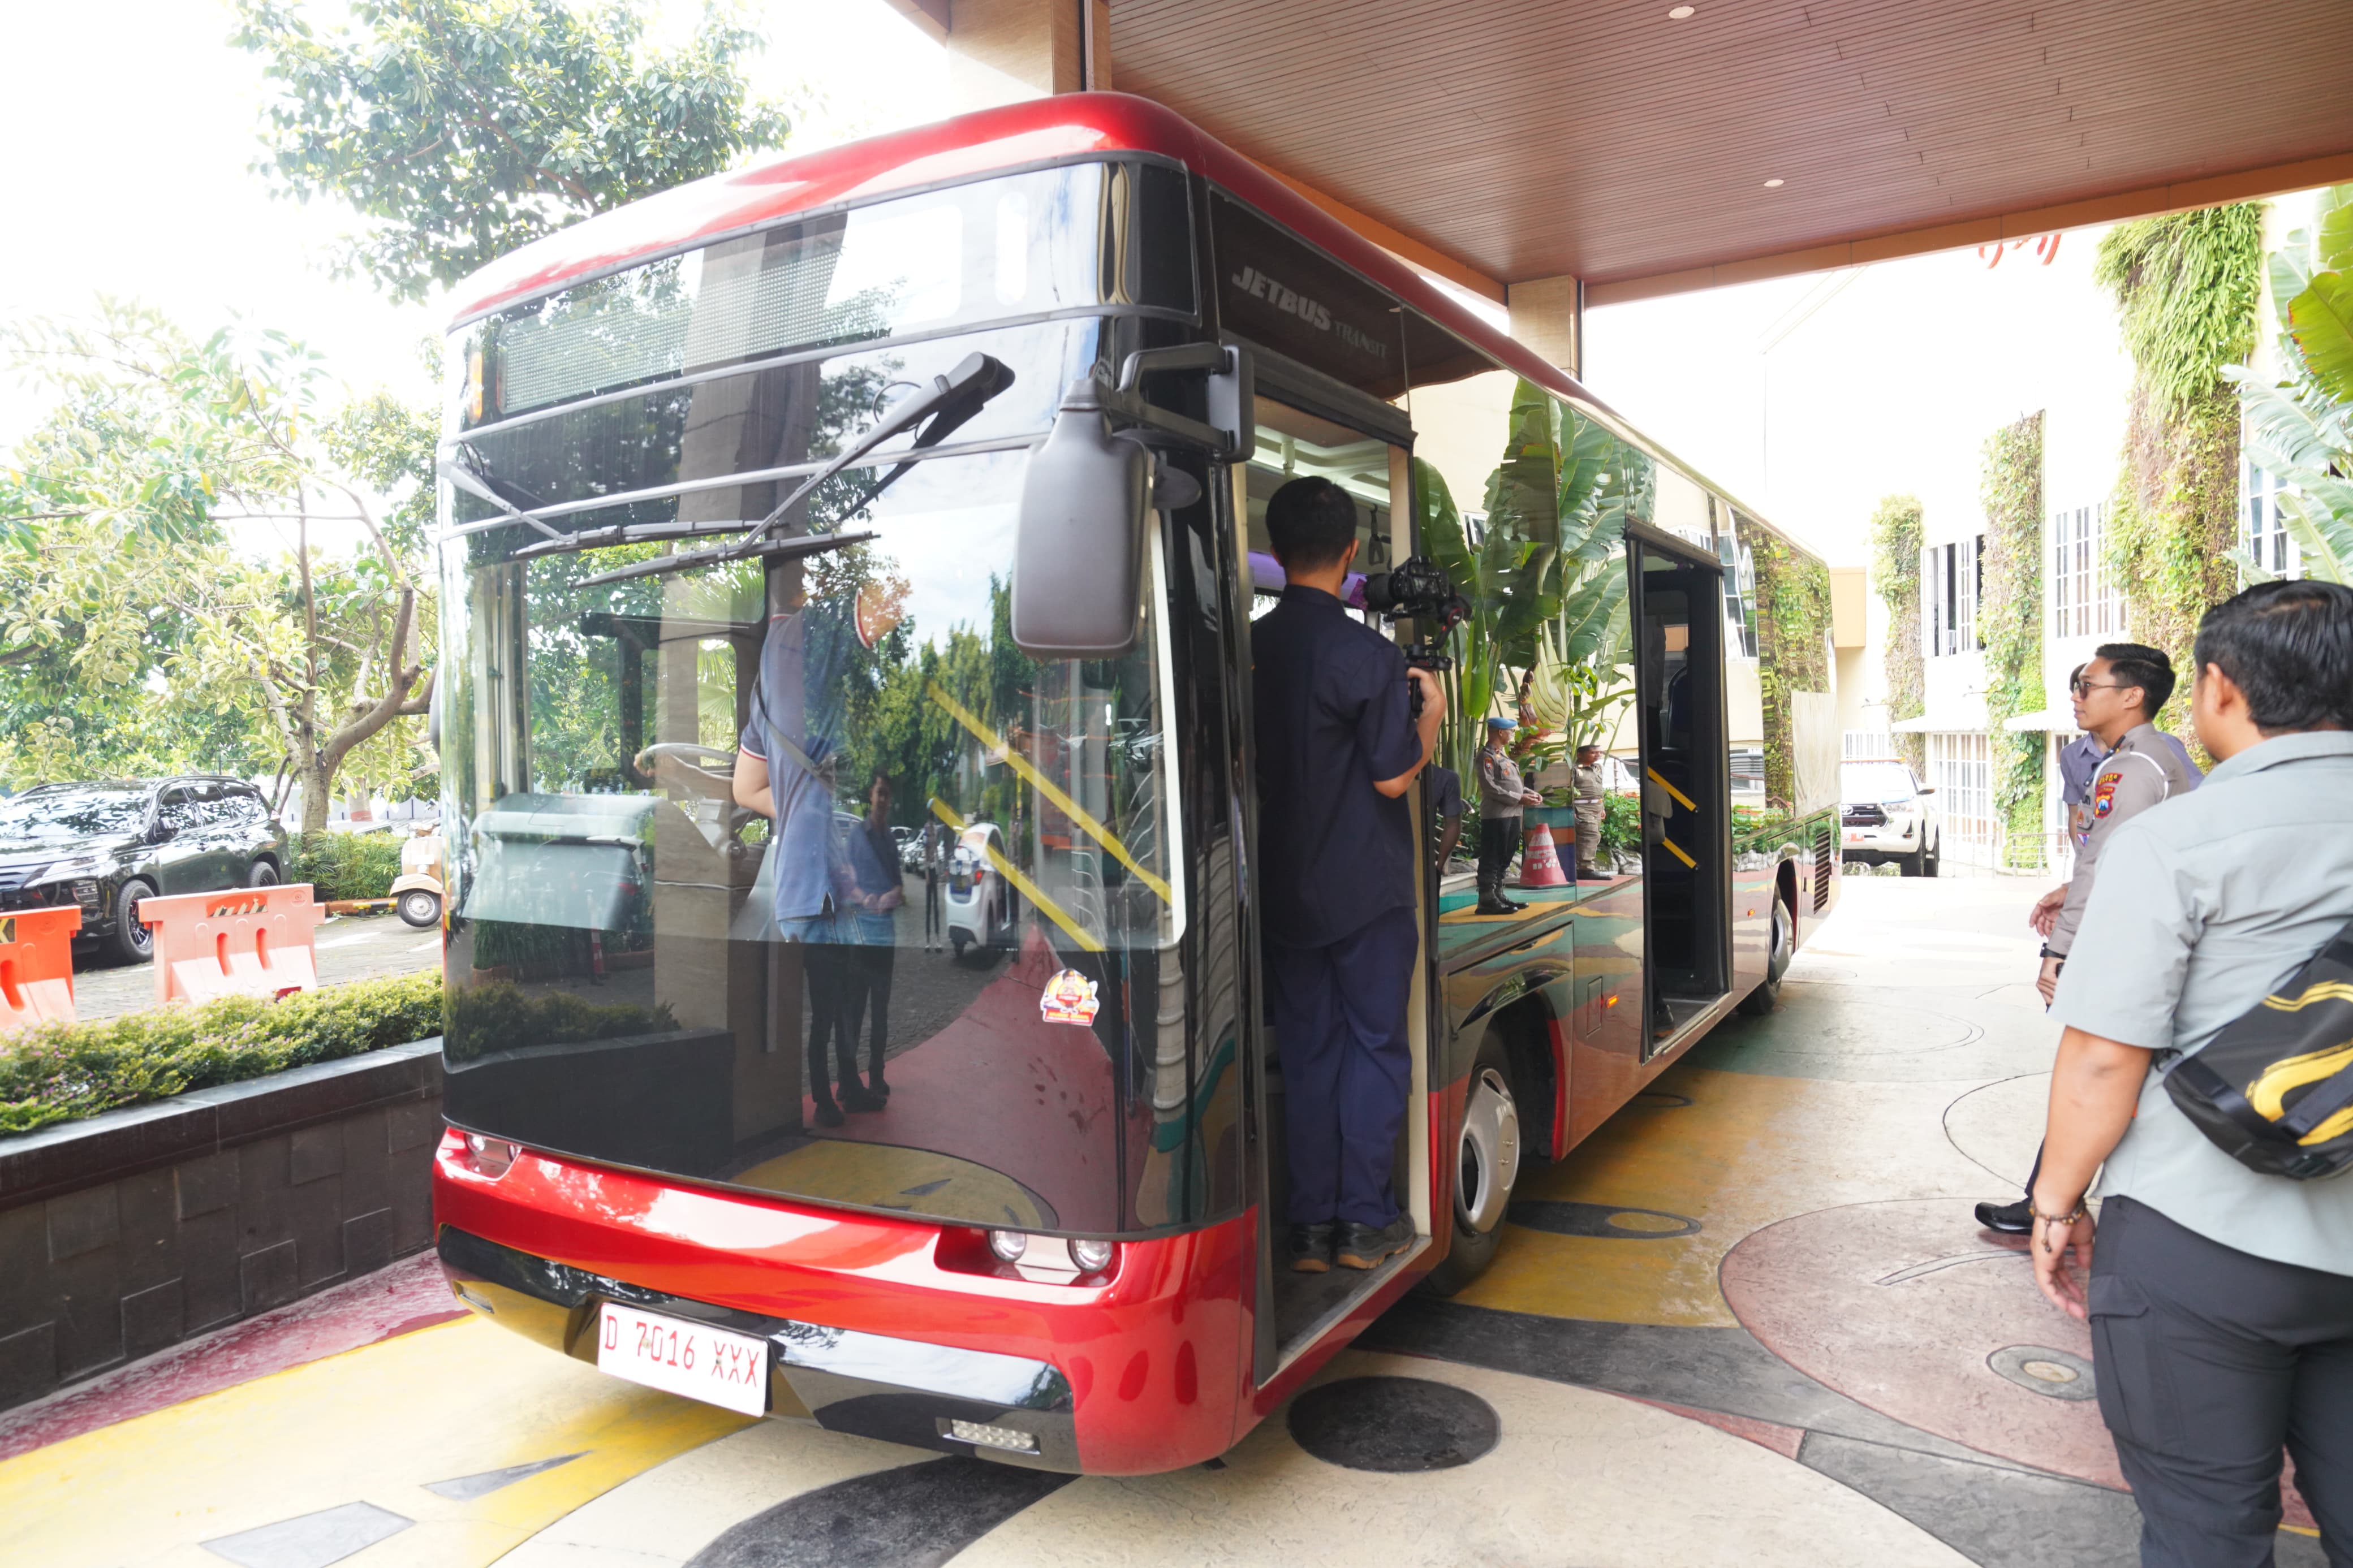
1924,535,1981,656
2052,503,2126,638
1927,731,1993,864
2244,462,2296,578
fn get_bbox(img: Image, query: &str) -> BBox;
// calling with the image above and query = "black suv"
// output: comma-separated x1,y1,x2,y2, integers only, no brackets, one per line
0,777,291,964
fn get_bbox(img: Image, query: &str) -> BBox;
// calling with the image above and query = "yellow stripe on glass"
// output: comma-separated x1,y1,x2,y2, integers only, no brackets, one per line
926,680,1173,905
929,798,1104,954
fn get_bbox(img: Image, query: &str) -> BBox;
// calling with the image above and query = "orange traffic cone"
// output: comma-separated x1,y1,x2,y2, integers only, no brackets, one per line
1518,820,1567,888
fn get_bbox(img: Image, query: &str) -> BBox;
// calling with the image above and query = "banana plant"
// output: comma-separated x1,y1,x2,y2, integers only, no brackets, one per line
1419,379,1643,777
2227,184,2353,583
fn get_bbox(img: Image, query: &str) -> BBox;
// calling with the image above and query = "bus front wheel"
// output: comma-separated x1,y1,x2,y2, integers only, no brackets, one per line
1423,1031,1522,1297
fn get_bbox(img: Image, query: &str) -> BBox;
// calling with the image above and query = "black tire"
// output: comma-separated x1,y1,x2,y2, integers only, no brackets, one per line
1899,844,1924,876
1921,835,1941,878
951,930,969,959
1422,1030,1523,1297
247,858,280,888
111,879,157,965
398,889,442,928
1738,892,1795,1017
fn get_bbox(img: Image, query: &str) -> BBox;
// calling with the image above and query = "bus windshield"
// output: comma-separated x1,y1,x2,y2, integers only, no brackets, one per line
438,446,1186,1234
435,168,1199,1236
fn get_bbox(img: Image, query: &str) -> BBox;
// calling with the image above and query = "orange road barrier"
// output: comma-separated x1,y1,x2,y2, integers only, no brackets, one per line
0,906,82,1031
141,884,326,1007
1518,821,1568,888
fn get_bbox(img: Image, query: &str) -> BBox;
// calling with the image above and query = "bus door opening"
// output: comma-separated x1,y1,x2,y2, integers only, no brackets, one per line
1238,395,1432,1379
1632,538,1733,1051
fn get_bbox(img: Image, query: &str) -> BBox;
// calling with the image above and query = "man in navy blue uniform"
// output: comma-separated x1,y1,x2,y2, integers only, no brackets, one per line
1252,477,1442,1274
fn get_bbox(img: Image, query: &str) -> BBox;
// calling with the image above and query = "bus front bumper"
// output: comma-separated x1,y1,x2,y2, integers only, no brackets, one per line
437,1223,1081,1471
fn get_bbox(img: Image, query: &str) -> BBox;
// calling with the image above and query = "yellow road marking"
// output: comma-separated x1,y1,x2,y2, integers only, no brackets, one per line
930,798,1102,953
926,681,1173,903
0,1316,746,1568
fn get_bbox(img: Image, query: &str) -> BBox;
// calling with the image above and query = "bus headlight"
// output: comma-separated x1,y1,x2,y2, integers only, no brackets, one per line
458,1132,519,1179
987,1229,1028,1263
1070,1238,1115,1273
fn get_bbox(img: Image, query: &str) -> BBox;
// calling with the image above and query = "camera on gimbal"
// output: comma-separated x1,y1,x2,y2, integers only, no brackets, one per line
1361,555,1468,714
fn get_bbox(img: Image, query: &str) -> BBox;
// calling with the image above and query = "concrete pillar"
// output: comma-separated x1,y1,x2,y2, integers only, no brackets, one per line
1507,274,1584,381
884,0,1112,114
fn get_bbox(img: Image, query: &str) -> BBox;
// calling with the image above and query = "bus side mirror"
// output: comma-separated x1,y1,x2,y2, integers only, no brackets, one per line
1012,379,1197,659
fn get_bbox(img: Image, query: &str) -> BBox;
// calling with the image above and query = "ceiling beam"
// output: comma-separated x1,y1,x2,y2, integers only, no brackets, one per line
1585,150,2353,308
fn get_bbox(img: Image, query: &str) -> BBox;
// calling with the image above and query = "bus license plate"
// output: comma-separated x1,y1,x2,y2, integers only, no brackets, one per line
597,1302,769,1416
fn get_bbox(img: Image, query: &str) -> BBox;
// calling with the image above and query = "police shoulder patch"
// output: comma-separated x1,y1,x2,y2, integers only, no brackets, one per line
2091,772,2120,818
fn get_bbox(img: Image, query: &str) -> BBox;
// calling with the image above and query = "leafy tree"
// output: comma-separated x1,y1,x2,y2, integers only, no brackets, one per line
1867,494,1926,770
2227,185,2353,582
0,301,437,824
233,0,792,300
1421,379,1640,779
2093,205,2265,706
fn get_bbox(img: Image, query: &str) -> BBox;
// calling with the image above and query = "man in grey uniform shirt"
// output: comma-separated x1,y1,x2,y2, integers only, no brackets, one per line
1979,645,2201,1234
2031,580,2353,1568
2030,643,2203,1004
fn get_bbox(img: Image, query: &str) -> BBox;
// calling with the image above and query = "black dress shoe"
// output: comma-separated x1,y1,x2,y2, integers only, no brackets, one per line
813,1099,845,1128
1336,1213,1415,1270
1475,898,1516,915
841,1086,886,1113
1975,1198,2032,1234
1288,1222,1335,1274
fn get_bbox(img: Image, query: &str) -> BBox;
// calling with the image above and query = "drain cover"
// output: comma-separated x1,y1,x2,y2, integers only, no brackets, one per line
1287,1376,1501,1471
1988,1344,2096,1401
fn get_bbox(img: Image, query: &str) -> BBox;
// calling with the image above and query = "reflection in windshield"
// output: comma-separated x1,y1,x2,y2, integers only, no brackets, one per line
437,444,1187,1234
0,791,147,843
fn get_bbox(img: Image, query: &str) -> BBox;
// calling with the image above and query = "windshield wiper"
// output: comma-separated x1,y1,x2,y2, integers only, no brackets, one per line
571,527,881,587
556,352,1011,585
438,447,564,542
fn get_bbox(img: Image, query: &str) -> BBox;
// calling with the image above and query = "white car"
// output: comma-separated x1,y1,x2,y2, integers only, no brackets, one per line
942,822,1020,957
1839,758,1941,876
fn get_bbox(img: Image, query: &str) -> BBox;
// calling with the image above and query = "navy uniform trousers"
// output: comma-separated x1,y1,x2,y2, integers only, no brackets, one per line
1264,905,1419,1229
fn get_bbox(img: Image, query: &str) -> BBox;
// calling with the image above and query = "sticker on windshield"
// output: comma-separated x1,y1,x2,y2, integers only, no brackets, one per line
1040,969,1101,1027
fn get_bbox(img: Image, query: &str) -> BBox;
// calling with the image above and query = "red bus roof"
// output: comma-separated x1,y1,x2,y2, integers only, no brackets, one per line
446,92,1836,559
446,92,1598,411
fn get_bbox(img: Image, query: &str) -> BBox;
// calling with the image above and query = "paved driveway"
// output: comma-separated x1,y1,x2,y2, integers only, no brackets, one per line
2,876,2330,1567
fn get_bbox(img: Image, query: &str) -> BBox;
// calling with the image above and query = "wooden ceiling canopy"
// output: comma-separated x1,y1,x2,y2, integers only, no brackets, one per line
1106,0,2353,304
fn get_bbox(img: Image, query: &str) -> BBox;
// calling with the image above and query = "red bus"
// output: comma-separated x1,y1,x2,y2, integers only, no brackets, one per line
430,91,1842,1475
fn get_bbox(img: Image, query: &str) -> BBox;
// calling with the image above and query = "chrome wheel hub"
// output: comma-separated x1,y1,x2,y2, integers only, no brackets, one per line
1456,1066,1521,1234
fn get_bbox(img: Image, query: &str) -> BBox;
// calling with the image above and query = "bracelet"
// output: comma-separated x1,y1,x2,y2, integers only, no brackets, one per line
2029,1199,2088,1226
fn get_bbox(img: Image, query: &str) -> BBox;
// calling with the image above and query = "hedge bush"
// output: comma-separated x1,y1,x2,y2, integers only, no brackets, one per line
0,970,680,1136
0,970,443,1135
285,831,409,902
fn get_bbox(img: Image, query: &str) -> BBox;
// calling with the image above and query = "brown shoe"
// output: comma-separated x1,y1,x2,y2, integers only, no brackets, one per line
1336,1214,1414,1269
1288,1223,1334,1273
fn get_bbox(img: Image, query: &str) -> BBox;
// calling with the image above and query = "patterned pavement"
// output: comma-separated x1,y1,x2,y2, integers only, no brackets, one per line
0,877,2331,1566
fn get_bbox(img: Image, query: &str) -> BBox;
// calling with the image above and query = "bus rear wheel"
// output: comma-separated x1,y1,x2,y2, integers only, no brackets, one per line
1738,893,1794,1017
1423,1031,1522,1297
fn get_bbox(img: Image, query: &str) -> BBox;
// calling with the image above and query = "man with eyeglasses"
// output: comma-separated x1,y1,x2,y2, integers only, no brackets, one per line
1976,642,2200,1235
